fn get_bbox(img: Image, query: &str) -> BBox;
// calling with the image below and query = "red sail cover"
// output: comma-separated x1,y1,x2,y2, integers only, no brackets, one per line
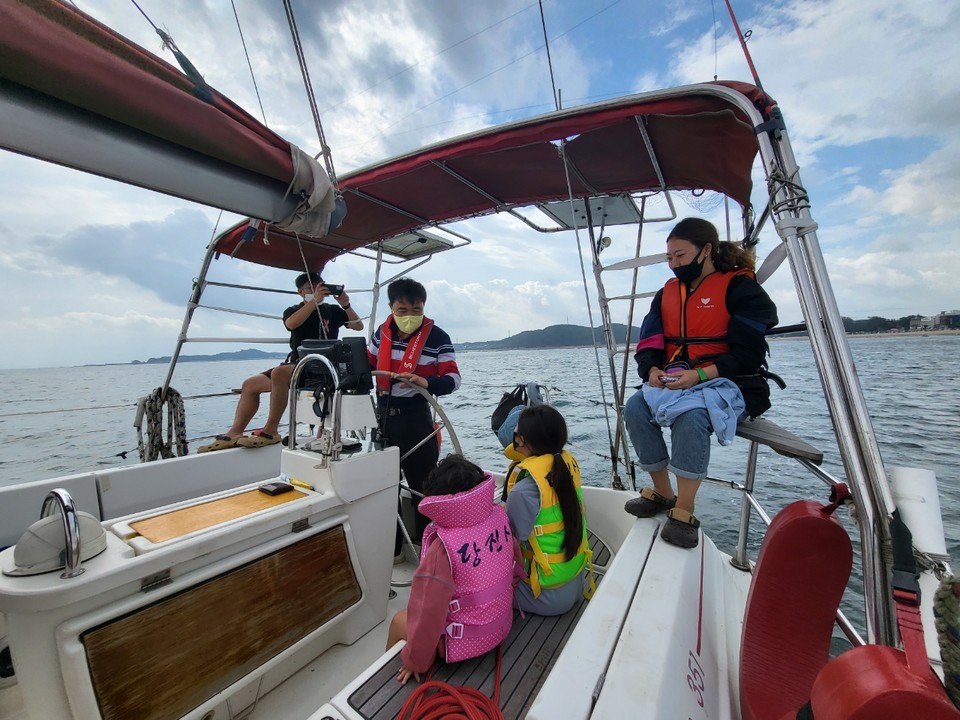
0,0,294,183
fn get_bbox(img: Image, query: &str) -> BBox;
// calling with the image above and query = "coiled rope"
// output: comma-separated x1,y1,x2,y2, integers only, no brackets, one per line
396,645,504,720
934,573,960,708
135,387,188,462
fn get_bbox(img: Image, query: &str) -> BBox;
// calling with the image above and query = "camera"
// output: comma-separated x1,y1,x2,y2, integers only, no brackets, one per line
322,283,344,297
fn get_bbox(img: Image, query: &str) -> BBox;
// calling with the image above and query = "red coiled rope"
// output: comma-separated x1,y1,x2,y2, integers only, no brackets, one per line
396,645,505,720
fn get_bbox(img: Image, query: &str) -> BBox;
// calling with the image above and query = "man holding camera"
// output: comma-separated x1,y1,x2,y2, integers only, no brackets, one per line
198,271,363,451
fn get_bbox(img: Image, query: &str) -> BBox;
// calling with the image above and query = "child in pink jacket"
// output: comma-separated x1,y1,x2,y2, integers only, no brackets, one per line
386,454,522,684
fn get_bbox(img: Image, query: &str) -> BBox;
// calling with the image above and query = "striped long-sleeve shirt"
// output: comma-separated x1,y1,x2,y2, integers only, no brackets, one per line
367,319,461,406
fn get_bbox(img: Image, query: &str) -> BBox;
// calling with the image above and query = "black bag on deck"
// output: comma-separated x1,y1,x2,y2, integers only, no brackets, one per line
491,384,527,432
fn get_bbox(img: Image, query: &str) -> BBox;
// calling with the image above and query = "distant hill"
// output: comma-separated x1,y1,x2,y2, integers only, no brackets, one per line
131,348,288,365
459,323,641,350
125,324,641,364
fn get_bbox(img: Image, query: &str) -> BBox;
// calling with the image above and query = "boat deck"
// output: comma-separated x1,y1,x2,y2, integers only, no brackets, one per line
345,531,610,719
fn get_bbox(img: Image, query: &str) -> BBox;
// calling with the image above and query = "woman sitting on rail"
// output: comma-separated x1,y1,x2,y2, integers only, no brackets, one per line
623,217,778,549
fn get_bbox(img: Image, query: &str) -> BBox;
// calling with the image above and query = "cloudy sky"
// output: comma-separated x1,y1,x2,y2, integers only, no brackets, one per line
2,0,958,369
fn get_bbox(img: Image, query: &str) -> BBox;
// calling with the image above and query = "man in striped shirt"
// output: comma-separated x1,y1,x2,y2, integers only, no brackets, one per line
367,278,461,558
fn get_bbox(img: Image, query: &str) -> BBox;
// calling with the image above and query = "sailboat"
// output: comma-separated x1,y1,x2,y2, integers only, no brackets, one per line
1,1,958,718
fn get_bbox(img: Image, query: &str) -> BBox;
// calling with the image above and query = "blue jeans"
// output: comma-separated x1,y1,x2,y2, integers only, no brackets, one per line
623,390,711,481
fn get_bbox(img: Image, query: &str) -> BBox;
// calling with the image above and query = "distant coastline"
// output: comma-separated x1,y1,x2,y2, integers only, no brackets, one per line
112,326,959,365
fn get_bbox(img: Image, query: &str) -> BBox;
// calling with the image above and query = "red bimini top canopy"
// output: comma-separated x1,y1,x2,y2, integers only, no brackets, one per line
214,81,777,272
0,2,777,274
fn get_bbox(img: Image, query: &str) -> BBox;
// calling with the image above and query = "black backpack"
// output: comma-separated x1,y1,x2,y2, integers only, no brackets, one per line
491,384,528,433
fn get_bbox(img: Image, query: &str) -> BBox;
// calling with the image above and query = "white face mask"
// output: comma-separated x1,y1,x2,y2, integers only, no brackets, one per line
302,293,315,302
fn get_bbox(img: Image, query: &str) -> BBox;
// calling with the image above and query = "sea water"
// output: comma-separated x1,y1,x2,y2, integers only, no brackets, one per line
1,335,958,569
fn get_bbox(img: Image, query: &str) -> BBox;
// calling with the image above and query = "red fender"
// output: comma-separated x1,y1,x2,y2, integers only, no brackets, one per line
810,644,959,719
740,500,853,720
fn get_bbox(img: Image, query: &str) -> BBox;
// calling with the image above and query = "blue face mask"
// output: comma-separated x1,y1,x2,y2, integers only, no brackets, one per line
672,250,705,284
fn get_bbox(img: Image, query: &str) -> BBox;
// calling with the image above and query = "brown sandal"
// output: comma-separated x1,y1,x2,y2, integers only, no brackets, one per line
197,435,241,453
235,430,280,448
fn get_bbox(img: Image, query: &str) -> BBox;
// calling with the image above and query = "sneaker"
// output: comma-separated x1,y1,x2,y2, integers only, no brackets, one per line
393,551,405,565
624,487,677,518
660,508,701,549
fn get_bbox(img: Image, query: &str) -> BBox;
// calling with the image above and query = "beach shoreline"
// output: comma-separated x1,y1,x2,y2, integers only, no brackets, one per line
771,329,960,342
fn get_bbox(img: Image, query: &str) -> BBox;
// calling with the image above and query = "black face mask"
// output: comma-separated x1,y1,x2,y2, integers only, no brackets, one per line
672,250,705,285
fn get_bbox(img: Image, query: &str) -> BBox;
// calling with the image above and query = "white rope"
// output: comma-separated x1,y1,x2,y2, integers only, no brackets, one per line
135,387,188,462
935,574,960,708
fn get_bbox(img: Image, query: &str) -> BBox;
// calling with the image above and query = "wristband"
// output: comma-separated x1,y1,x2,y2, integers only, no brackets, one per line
342,303,351,310
696,367,708,383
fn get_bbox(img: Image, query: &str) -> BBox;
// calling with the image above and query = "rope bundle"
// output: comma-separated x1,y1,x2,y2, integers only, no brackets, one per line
396,644,504,720
934,573,960,708
396,681,503,720
135,387,188,462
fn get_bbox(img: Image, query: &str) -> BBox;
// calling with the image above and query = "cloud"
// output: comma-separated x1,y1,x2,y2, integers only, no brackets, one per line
2,0,959,368
878,144,960,226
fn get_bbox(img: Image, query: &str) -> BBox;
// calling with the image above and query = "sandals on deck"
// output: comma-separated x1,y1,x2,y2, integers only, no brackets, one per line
235,430,281,448
197,435,241,453
660,508,701,549
624,487,677,518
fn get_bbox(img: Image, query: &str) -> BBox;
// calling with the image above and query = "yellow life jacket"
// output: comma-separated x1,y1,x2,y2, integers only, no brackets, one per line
513,451,595,600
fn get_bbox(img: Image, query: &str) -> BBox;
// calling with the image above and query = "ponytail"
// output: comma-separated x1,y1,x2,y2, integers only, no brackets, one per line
548,452,583,561
713,241,755,272
516,405,583,561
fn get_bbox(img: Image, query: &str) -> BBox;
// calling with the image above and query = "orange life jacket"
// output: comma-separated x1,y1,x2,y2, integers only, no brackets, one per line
662,268,755,367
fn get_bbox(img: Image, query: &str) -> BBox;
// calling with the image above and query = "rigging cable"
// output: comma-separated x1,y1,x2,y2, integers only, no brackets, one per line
282,0,337,183
532,3,625,487
711,0,719,80
538,0,561,111
128,0,211,98
230,0,268,126
723,0,764,90
557,142,624,489
322,2,539,115
370,1,622,142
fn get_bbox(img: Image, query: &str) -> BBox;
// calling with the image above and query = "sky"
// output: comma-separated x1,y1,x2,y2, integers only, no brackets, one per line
1,0,959,369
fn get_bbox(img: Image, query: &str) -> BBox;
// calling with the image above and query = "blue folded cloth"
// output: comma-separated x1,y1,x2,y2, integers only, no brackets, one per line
641,378,746,445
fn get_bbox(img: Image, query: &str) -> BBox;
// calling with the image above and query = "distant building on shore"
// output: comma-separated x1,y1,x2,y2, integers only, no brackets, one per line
909,311,960,331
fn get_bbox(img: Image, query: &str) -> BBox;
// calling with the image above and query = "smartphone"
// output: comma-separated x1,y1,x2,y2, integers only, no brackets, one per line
322,283,345,297
259,481,294,496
